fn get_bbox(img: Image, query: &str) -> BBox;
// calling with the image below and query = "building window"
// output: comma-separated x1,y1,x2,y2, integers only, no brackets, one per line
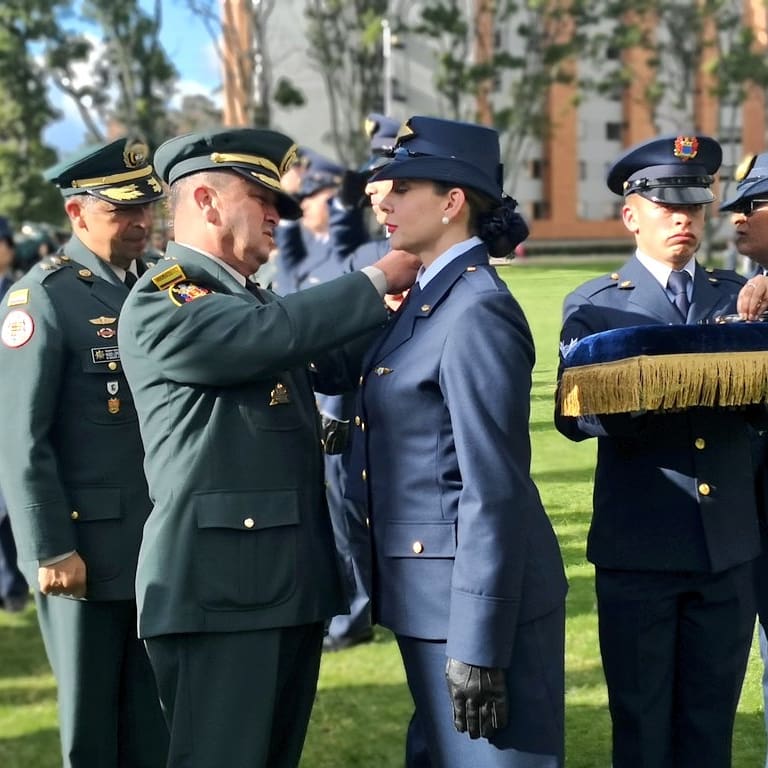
532,201,550,219
579,161,587,181
530,159,544,179
605,122,622,141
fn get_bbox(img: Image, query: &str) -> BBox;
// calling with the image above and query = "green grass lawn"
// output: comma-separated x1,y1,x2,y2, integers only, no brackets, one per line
1,260,765,766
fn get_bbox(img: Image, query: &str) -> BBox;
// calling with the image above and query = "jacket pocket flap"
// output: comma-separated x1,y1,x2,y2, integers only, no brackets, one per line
382,521,456,558
68,487,123,522
195,490,300,531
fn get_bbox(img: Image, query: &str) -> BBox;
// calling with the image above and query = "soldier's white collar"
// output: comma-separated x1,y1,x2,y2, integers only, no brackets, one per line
635,249,695,290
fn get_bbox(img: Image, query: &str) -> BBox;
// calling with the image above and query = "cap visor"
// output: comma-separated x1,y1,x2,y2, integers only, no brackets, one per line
85,175,165,205
637,186,715,205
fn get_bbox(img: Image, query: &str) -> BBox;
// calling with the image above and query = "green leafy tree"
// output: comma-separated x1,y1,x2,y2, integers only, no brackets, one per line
185,0,306,126
305,0,389,166
46,0,178,150
407,0,600,191
0,1,66,226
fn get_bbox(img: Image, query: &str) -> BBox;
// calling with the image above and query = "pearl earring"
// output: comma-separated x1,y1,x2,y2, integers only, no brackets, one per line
441,215,450,225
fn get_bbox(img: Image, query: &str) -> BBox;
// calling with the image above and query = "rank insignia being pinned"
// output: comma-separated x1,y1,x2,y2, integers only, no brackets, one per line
7,289,29,307
374,366,393,376
1,310,34,348
619,280,634,290
169,282,212,306
269,382,291,406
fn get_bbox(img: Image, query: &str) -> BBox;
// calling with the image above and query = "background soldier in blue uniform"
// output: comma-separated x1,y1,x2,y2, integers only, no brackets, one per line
117,127,419,768
0,138,168,767
349,116,567,767
555,134,768,768
720,151,768,768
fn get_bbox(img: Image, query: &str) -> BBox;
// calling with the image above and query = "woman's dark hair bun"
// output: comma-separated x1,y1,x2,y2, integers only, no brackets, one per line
477,195,529,259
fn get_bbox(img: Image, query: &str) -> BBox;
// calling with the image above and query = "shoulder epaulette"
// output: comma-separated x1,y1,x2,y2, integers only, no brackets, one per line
35,253,72,281
703,266,744,285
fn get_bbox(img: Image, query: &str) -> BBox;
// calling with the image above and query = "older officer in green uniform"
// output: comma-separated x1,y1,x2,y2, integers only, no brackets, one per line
117,128,419,768
0,138,169,768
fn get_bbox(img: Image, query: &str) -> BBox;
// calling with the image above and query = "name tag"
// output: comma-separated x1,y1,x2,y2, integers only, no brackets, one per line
91,346,121,364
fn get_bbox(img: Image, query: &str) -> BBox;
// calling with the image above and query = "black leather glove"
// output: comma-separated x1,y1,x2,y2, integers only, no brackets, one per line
337,170,370,209
445,657,508,740
320,415,350,455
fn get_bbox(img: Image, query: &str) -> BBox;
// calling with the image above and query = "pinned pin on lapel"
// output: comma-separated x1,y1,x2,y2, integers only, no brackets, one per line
374,367,393,376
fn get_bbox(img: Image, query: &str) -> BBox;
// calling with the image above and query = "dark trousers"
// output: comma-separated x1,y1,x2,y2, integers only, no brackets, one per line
35,593,168,768
595,563,755,768
397,606,565,768
325,452,372,640
145,622,324,768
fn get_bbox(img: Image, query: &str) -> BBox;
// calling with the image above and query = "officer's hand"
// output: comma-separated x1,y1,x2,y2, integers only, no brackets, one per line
372,249,421,295
337,170,369,209
445,657,508,740
38,552,87,598
737,275,768,320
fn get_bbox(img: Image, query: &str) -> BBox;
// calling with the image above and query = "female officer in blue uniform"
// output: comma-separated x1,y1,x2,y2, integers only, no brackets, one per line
349,116,567,767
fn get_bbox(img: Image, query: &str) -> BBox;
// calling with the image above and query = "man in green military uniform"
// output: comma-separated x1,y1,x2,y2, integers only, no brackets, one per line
0,137,169,767
117,127,419,768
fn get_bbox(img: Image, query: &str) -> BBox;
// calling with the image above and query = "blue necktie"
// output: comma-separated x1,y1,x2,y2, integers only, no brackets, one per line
667,270,691,321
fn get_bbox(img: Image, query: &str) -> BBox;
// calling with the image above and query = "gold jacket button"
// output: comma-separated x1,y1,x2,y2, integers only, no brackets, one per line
70,510,79,520
243,518,255,529
108,362,118,371
694,438,706,450
412,541,424,554
361,469,367,481
354,416,361,426
698,483,711,496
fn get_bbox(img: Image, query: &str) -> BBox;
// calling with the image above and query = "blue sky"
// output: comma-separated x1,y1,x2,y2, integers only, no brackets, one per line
44,0,221,153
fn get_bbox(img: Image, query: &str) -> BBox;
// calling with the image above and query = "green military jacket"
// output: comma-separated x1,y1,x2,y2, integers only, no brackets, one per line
0,236,150,600
118,243,388,638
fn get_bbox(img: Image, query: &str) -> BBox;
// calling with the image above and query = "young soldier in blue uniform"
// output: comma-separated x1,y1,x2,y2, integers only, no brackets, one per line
555,135,768,768
349,116,567,767
720,151,768,768
0,138,169,767
117,127,419,768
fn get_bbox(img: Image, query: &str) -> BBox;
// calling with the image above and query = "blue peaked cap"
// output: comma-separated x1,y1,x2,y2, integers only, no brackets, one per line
719,152,768,212
297,149,344,199
606,134,721,205
369,115,504,202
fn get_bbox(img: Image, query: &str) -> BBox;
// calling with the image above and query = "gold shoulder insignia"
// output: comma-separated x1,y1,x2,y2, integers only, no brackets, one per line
7,289,29,307
152,264,187,291
168,282,213,306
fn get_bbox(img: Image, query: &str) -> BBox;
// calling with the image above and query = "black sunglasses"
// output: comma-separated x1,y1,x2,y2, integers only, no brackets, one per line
727,198,768,216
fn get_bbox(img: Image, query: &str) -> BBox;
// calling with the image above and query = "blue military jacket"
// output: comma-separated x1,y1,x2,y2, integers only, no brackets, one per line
0,236,149,600
556,255,761,573
118,243,389,638
349,244,567,669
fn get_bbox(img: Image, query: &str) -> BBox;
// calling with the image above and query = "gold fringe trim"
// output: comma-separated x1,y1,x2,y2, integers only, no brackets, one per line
559,351,768,416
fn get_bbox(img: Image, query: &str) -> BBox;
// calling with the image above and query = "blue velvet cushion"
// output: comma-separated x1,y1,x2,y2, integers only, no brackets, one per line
559,323,768,415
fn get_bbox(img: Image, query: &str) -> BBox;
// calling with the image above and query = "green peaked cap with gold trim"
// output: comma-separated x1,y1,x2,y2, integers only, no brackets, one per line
44,136,164,205
153,127,302,220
